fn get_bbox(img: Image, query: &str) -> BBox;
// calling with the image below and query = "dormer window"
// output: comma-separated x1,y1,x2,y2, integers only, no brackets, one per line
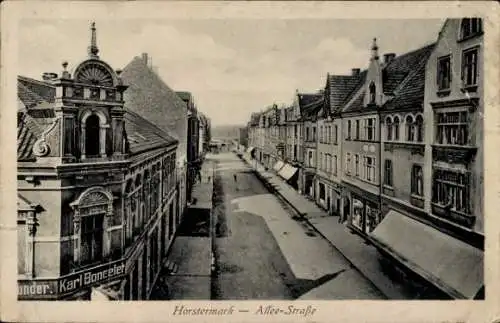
369,82,376,104
460,18,483,41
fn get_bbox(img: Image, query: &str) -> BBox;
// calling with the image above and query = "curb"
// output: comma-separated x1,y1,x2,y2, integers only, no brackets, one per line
242,157,389,299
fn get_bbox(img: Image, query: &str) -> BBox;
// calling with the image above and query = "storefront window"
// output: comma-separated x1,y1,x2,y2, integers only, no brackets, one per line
352,197,364,231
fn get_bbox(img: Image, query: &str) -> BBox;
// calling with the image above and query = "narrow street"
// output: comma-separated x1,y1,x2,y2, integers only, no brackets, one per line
210,152,385,300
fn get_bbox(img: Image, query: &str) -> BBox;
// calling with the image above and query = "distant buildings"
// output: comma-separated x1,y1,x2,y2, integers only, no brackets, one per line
246,18,484,299
17,23,209,300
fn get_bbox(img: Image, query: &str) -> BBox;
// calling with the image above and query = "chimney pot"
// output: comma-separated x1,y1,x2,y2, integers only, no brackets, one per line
384,53,396,64
141,53,148,64
42,72,58,81
351,68,361,76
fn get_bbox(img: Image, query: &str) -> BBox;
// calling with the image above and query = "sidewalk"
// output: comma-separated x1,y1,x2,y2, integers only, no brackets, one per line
159,161,215,300
241,153,416,300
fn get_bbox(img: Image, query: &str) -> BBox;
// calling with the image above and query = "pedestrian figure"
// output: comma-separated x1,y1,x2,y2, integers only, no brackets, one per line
233,174,237,183
207,175,211,183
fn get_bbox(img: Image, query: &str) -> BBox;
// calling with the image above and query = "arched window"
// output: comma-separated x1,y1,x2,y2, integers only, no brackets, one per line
369,82,376,104
85,115,100,157
416,115,424,142
385,116,393,141
393,116,400,141
406,115,415,141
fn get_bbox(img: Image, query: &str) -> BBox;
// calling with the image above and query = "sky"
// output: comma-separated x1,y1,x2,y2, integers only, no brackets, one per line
18,19,444,126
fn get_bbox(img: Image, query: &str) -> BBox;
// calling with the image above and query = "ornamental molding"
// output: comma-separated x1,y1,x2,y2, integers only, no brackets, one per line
32,117,61,157
384,142,425,156
432,144,478,164
70,186,114,210
430,98,480,112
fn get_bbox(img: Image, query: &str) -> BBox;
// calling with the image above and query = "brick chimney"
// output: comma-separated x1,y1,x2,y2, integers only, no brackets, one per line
384,53,396,64
42,72,58,81
351,68,360,76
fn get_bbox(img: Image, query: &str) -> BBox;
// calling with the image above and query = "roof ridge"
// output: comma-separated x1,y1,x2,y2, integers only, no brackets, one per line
385,41,436,68
18,75,55,88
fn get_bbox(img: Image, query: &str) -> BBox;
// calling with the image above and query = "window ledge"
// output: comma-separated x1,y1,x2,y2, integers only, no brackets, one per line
383,184,394,190
461,85,478,93
457,32,483,43
436,89,451,97
410,193,424,201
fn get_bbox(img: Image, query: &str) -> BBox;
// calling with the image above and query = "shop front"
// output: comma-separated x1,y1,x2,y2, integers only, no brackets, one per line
342,181,382,236
18,259,127,301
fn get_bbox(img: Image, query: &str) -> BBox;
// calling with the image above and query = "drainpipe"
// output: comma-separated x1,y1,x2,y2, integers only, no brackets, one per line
378,111,383,227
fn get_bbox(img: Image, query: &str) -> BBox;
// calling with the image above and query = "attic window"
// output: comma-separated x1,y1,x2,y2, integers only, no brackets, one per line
369,82,376,104
460,18,483,41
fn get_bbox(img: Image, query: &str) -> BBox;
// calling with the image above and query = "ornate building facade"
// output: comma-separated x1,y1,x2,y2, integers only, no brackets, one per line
17,23,179,300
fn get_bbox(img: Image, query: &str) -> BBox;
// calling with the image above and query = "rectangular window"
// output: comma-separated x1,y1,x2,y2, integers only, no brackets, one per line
313,127,316,141
355,154,359,176
384,160,393,186
364,156,375,182
345,153,351,175
320,126,323,143
411,165,423,196
462,48,478,87
334,125,338,144
437,55,451,90
432,169,469,214
355,120,360,139
366,118,375,141
333,155,337,175
308,151,313,166
346,120,351,140
81,214,104,265
319,152,323,169
436,111,468,145
306,127,310,141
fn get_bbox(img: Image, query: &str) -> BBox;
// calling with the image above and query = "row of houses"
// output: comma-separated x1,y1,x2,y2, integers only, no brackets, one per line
245,18,484,299
17,22,211,300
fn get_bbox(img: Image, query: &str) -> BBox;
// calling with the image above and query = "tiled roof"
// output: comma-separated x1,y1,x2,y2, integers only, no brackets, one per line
121,56,187,145
18,76,55,104
301,97,324,121
382,57,427,111
327,73,365,112
342,90,368,114
382,43,435,95
124,109,178,156
298,93,323,109
381,43,435,111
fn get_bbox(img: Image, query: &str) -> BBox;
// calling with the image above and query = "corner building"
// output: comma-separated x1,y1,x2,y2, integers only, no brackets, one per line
17,23,179,300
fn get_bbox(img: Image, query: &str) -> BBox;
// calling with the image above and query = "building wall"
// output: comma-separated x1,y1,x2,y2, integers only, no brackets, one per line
341,114,381,198
424,18,484,233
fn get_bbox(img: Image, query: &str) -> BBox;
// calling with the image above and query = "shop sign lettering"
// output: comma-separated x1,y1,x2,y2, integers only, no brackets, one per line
18,260,126,300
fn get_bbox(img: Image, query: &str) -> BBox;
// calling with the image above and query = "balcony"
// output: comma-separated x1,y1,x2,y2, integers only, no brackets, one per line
432,144,478,164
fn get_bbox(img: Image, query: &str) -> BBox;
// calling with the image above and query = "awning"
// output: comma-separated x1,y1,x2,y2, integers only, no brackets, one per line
246,147,255,154
273,160,285,172
370,210,483,299
278,164,298,181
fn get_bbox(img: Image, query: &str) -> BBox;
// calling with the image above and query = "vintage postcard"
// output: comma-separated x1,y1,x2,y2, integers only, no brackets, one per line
1,1,499,323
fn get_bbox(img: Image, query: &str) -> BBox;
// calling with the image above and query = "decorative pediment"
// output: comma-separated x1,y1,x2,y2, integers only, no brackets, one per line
71,186,113,209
